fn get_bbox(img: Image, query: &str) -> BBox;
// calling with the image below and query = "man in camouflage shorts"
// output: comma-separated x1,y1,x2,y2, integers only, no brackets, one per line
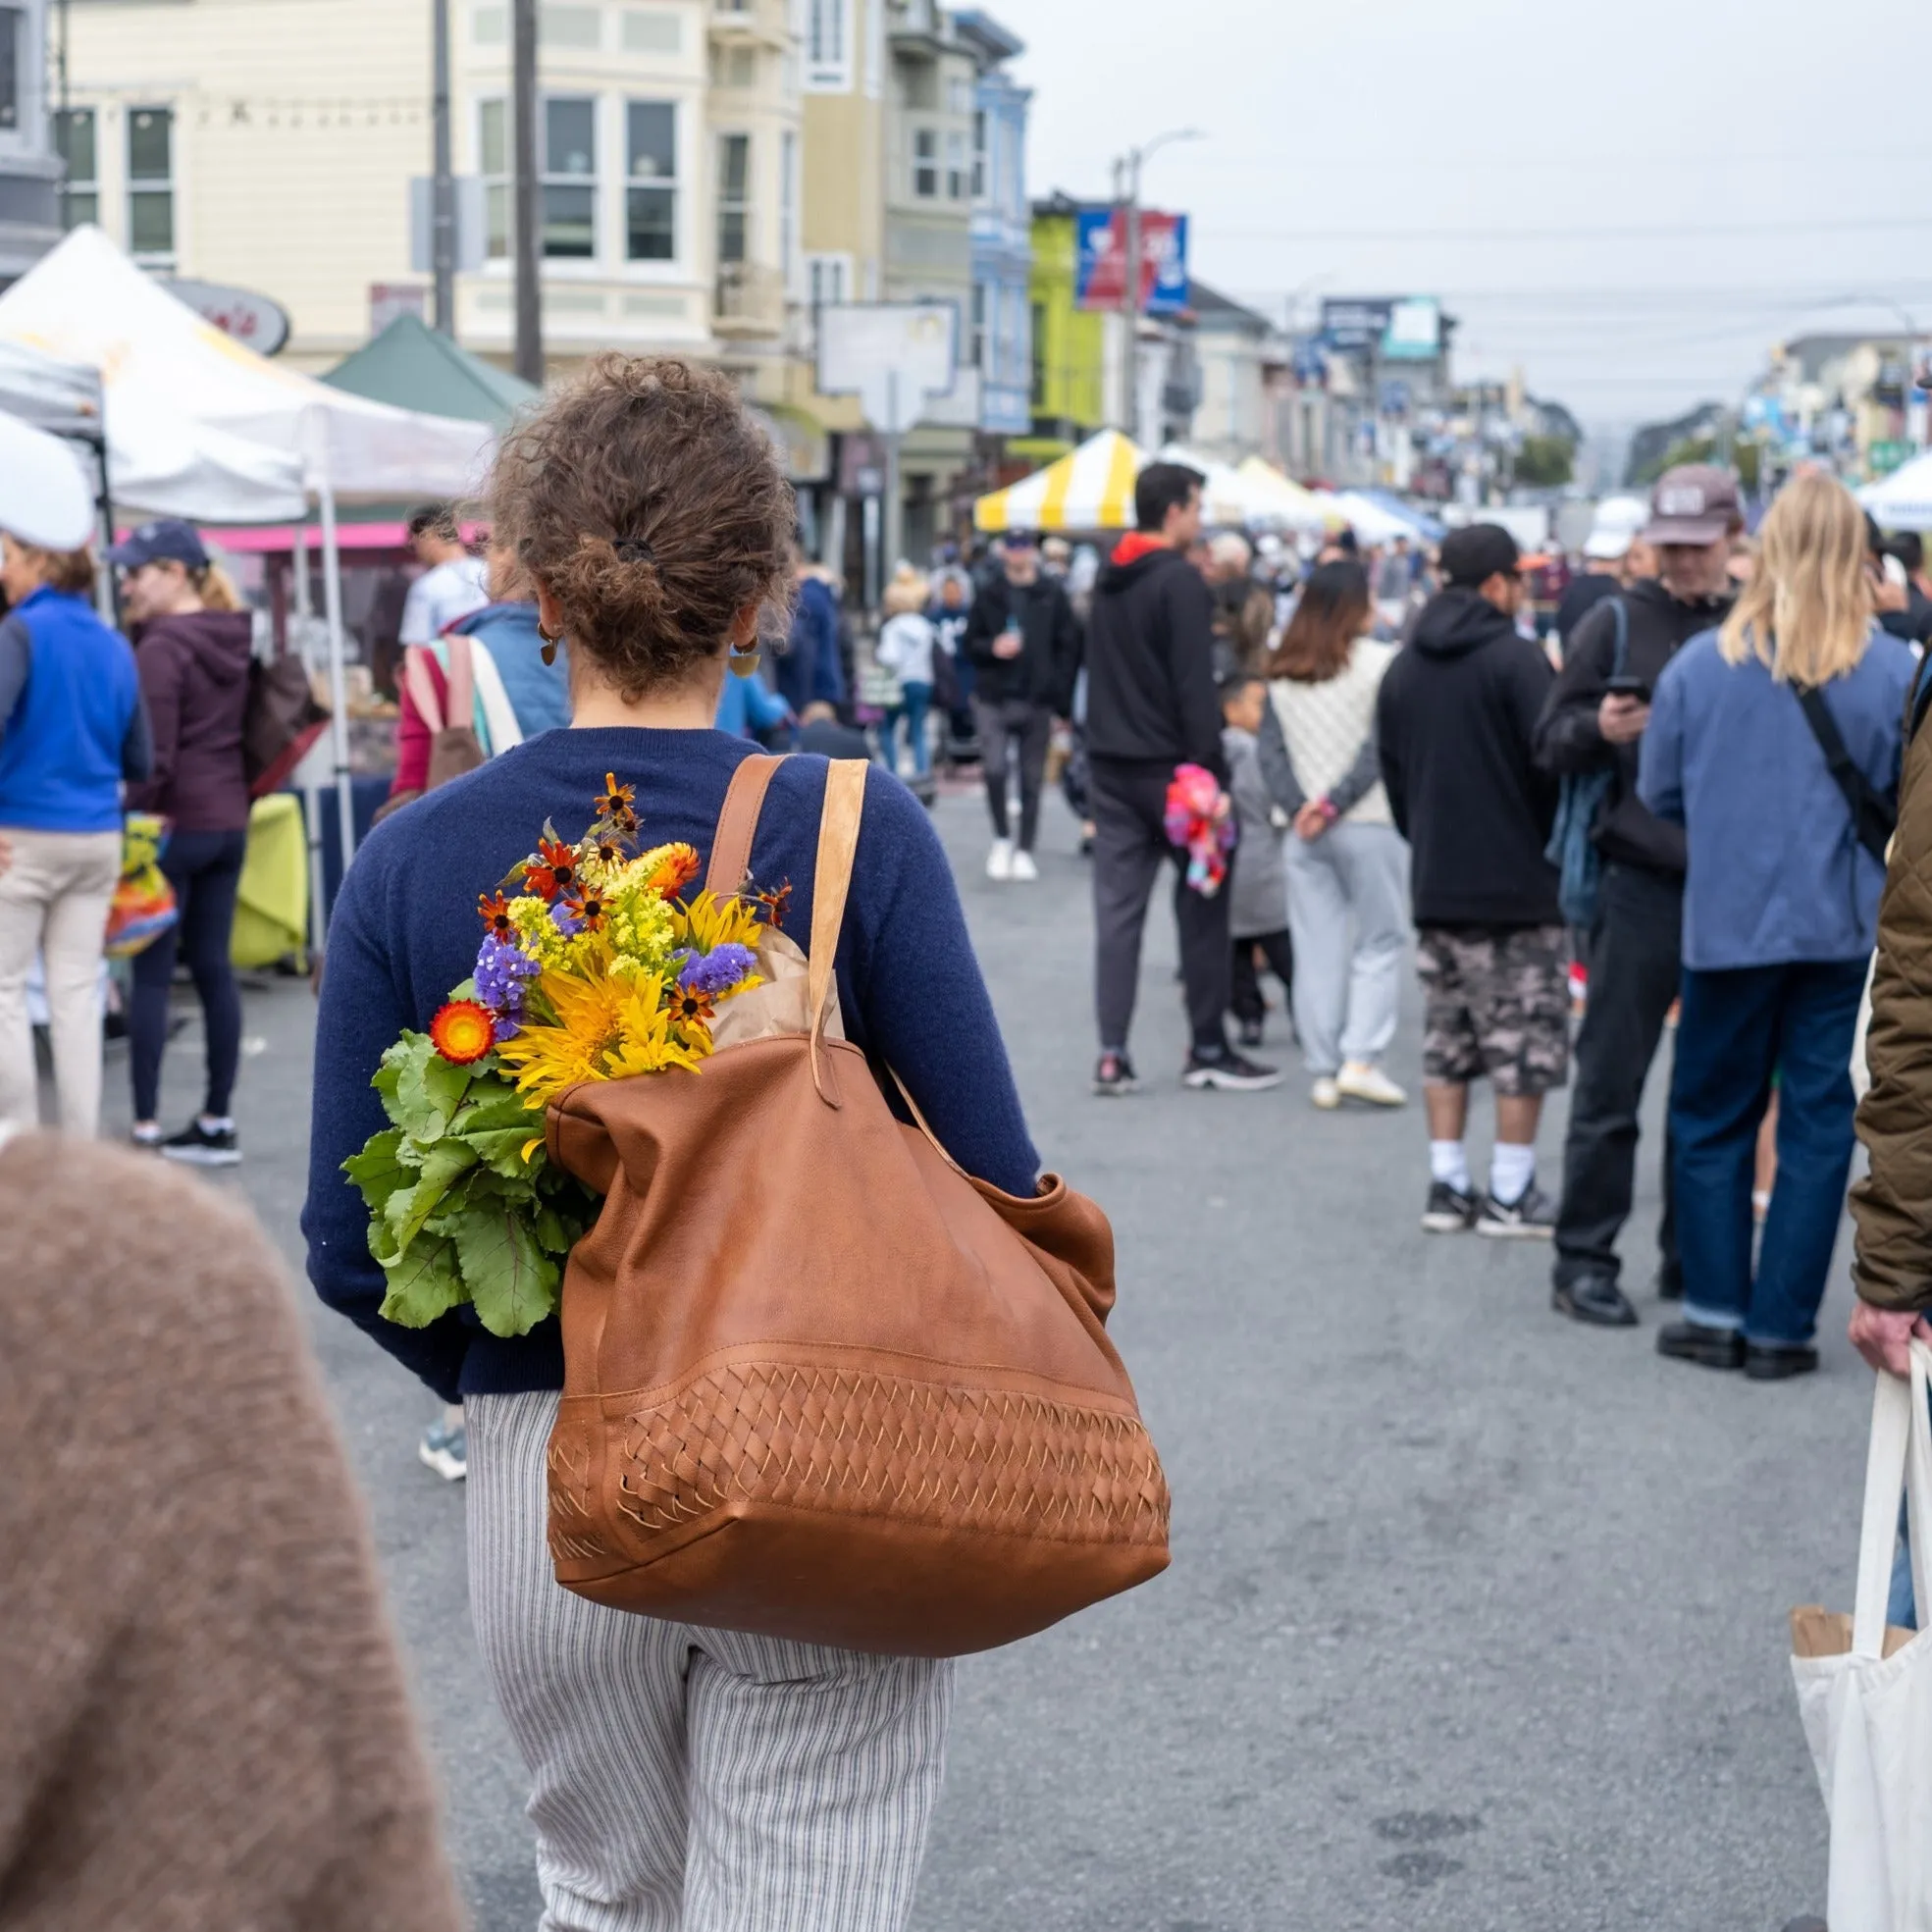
1417,925,1572,1098
1375,522,1569,1236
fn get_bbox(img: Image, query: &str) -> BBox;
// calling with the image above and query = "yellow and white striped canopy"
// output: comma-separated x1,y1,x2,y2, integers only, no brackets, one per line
973,428,1146,534
1235,455,1339,534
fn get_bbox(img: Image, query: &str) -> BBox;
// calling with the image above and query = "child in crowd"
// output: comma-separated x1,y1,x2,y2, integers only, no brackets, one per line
1220,674,1294,1048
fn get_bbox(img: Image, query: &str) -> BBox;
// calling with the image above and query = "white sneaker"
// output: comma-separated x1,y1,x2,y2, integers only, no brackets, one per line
1335,1061,1407,1107
1311,1076,1340,1110
1011,849,1039,881
986,839,1014,881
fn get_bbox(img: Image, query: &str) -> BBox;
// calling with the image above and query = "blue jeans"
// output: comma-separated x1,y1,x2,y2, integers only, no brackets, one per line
1670,959,1867,1346
887,681,933,779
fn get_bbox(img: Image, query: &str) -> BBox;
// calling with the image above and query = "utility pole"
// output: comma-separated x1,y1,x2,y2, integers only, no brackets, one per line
431,0,455,335
1116,151,1140,441
511,0,544,384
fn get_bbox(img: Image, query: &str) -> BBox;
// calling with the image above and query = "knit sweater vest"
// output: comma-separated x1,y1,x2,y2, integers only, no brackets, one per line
1268,638,1395,825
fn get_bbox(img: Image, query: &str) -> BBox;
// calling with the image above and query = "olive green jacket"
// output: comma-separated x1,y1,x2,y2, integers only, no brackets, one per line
1853,657,1932,1311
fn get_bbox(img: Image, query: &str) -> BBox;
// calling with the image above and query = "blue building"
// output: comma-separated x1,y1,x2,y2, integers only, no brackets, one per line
953,11,1030,440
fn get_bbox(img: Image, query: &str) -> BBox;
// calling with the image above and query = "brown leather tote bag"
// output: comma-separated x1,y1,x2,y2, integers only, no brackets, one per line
544,755,1171,1656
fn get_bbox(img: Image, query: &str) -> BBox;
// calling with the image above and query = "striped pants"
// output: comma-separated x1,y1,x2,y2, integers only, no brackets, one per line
467,1390,956,1932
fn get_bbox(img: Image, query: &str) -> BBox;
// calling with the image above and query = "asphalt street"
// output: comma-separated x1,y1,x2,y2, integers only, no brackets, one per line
117,785,1872,1932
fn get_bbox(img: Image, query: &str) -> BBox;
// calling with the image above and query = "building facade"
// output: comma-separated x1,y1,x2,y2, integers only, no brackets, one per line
953,9,1025,440
1022,193,1106,460
3,0,63,281
60,0,803,390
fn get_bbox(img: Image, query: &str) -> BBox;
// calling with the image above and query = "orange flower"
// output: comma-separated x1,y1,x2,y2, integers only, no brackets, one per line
562,884,610,932
646,844,701,897
670,984,715,1031
595,772,638,832
430,999,496,1066
525,837,580,902
478,892,517,939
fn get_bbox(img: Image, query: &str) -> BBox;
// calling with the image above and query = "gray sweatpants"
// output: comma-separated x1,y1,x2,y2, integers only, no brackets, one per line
467,1390,956,1932
1282,819,1410,1075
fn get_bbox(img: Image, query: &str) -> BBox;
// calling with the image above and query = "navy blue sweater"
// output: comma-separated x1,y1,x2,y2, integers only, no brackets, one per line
303,727,1041,1403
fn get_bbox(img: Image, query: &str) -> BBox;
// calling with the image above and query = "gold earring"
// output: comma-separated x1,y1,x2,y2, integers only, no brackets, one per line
727,644,762,679
538,621,563,666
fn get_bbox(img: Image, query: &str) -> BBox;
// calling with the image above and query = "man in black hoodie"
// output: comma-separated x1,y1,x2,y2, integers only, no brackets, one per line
1378,523,1566,1237
1084,462,1279,1095
1534,464,1739,1328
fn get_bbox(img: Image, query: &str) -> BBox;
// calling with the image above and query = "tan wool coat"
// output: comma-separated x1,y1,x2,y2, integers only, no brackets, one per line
0,1134,465,1932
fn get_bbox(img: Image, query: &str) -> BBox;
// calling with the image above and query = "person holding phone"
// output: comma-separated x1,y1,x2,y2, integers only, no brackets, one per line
1532,465,1741,1329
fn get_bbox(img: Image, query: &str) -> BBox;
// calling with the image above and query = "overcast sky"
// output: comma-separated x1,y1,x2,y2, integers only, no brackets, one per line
1009,0,1930,460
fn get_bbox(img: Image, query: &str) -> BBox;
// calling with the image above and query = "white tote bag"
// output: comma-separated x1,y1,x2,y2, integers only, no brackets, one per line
1792,1340,1932,1932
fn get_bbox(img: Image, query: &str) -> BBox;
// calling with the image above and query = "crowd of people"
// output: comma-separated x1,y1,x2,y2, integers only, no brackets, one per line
11,346,1932,1928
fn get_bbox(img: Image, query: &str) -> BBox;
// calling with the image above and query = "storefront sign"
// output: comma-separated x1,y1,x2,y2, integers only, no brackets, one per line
158,278,291,356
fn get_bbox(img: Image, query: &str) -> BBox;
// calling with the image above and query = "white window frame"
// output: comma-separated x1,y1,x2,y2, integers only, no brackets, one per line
804,0,850,91
969,282,986,372
0,8,22,144
127,104,177,267
55,105,98,230
478,97,510,262
912,127,937,200
970,107,986,202
806,251,852,310
944,129,966,201
625,97,680,268
542,94,599,262
715,131,751,267
780,129,800,298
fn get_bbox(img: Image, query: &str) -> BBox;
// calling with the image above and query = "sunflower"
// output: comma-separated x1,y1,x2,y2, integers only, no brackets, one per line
493,967,636,1103
524,837,581,902
429,999,496,1066
607,984,705,1078
478,892,517,940
671,887,764,959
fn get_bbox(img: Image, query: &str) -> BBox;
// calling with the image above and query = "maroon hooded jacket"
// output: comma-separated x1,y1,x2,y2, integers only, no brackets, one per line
126,610,254,833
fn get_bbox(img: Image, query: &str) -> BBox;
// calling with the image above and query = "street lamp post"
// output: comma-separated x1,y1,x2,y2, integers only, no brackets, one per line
1112,128,1201,443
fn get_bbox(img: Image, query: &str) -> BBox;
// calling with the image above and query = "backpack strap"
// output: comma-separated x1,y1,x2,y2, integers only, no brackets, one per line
402,646,445,733
1608,597,1629,680
807,759,868,1107
1794,681,1896,865
442,632,477,740
705,752,786,896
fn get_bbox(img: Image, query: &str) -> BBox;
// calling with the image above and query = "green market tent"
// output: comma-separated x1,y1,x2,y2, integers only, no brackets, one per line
322,313,538,427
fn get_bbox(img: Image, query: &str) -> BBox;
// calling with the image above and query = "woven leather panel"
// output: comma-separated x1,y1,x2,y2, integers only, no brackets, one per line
582,1362,1170,1547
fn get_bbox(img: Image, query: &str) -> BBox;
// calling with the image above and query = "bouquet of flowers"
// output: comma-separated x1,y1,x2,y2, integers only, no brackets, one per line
1164,761,1235,898
345,775,779,1338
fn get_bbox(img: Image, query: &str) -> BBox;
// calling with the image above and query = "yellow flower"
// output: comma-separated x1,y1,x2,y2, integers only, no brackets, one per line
606,882,675,973
670,889,764,960
495,966,633,1105
507,893,569,968
606,981,705,1078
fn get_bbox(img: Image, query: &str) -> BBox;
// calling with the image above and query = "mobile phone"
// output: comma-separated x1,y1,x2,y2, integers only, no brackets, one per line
1604,675,1651,703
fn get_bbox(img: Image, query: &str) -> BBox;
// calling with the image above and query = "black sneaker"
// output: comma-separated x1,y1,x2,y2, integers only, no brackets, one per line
1093,1051,1139,1097
160,1120,241,1168
1182,1049,1283,1092
1478,1183,1556,1239
1551,1271,1641,1328
1422,1179,1480,1232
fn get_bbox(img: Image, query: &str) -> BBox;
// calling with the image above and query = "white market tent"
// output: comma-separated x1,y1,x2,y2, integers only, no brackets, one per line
974,429,1145,533
1861,453,1932,531
1233,454,1335,535
1319,490,1416,548
1156,444,1257,530
0,228,497,928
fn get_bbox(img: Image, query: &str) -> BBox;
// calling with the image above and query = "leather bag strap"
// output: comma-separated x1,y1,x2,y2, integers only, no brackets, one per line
443,633,475,735
807,759,867,1104
402,646,444,733
705,753,785,896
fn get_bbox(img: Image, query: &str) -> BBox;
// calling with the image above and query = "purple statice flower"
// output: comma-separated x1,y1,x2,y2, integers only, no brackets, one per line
475,934,541,1012
679,943,757,999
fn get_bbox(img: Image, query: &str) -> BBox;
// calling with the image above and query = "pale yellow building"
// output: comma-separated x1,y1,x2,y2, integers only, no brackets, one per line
60,0,806,396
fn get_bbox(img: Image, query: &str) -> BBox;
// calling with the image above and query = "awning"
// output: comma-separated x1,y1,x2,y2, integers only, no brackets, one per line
973,428,1145,533
1862,451,1932,531
323,311,538,429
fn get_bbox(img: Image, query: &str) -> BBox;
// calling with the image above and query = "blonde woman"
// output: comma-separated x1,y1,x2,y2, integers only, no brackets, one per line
1256,559,1408,1109
1640,473,1913,1381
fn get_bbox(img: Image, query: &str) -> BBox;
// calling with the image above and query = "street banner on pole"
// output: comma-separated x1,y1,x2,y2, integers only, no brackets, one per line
1076,209,1189,314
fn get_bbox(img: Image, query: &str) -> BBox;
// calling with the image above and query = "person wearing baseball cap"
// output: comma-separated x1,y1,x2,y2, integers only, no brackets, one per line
1532,463,1742,1330
107,517,255,1168
0,433,150,1142
1376,522,1569,1237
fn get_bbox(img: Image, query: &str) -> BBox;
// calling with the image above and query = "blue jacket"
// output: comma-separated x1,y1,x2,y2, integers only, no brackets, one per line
1639,625,1915,969
450,601,570,740
715,669,792,739
774,574,845,711
0,587,148,833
